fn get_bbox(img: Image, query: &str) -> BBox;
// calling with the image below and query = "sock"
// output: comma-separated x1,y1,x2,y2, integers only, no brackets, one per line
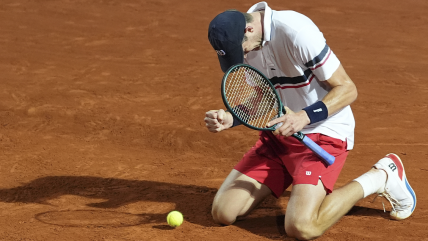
354,169,387,198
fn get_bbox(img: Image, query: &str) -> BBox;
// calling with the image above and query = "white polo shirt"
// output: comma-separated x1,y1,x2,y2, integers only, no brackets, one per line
245,2,355,150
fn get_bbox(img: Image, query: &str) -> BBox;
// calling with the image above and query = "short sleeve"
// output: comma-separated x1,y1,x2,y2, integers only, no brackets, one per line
293,27,340,81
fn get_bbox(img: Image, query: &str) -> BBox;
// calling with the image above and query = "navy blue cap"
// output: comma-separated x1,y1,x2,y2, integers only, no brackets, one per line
208,11,246,72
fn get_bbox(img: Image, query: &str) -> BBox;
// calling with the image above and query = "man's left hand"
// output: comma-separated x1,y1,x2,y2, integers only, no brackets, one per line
267,106,310,137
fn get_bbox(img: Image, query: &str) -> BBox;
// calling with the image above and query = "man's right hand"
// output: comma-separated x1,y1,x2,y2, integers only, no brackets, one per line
204,109,233,133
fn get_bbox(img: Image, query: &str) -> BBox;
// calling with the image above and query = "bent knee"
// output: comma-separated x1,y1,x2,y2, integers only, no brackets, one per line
285,220,323,240
211,207,237,226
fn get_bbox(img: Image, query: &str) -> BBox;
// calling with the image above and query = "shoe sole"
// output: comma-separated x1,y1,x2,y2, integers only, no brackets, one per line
386,153,417,220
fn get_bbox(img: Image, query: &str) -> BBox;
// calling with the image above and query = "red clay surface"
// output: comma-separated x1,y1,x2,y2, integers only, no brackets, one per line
0,0,427,240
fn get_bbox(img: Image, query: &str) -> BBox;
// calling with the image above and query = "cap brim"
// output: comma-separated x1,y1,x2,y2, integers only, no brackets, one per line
217,44,244,73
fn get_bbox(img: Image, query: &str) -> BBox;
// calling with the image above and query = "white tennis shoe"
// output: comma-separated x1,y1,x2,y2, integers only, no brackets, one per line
374,153,416,220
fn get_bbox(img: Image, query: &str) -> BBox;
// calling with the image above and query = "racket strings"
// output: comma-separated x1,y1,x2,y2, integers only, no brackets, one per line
224,67,279,128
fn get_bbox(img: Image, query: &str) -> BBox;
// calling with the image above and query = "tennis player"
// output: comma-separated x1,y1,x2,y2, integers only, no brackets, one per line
204,2,416,240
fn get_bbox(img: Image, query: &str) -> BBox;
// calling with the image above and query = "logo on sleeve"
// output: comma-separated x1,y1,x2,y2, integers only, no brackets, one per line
313,108,323,112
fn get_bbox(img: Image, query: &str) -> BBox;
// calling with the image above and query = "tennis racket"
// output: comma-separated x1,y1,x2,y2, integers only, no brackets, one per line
221,63,335,166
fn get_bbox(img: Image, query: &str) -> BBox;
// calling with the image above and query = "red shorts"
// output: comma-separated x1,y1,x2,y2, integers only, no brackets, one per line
234,131,349,198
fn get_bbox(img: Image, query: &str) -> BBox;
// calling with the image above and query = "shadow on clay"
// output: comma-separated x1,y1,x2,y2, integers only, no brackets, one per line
0,175,388,240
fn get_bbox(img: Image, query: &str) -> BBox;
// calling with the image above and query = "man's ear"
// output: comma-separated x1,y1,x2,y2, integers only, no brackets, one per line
244,26,254,33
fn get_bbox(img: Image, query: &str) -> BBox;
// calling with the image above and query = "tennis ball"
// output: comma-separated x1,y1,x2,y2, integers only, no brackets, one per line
167,211,184,227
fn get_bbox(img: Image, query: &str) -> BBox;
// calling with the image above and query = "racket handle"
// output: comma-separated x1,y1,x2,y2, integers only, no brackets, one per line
300,135,335,166
275,123,335,165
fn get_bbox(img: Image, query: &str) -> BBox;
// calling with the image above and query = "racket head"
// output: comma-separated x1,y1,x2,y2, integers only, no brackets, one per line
221,64,284,131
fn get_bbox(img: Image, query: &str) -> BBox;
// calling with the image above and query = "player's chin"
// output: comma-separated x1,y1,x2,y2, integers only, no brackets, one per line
253,46,262,51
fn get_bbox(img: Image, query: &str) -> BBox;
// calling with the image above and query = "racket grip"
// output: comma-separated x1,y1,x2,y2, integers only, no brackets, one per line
301,136,335,166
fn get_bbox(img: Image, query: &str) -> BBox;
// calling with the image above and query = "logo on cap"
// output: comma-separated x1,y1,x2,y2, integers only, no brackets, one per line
216,50,226,56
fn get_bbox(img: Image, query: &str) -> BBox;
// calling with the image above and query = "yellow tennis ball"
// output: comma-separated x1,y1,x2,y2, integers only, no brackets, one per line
167,211,183,227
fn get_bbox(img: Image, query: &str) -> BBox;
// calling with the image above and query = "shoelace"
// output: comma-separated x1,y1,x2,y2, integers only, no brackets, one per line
373,191,413,213
372,195,388,212
372,193,399,212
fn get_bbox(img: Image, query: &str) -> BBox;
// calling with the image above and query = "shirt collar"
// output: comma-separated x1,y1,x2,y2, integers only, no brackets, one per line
247,1,272,46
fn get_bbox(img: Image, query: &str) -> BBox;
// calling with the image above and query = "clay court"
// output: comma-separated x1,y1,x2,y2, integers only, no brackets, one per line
0,0,427,240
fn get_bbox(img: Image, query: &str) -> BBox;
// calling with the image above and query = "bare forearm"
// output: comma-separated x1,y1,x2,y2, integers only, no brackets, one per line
322,64,358,116
322,82,357,116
